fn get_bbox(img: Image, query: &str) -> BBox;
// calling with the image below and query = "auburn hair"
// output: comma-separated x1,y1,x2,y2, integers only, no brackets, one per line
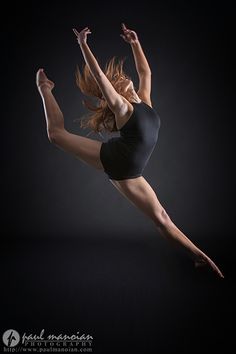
75,57,134,133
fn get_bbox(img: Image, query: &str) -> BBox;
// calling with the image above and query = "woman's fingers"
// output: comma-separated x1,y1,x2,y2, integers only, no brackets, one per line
121,23,133,41
120,34,127,41
72,27,91,37
121,23,127,31
122,28,136,40
72,28,80,37
122,23,131,34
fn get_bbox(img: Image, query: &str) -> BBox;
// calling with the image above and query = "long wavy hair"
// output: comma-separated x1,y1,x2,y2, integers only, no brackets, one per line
75,57,134,134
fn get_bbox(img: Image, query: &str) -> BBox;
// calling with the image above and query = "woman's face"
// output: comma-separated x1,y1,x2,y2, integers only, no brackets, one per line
118,75,133,92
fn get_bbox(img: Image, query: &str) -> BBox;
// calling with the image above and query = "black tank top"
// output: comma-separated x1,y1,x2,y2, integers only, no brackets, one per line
120,101,161,145
100,101,161,180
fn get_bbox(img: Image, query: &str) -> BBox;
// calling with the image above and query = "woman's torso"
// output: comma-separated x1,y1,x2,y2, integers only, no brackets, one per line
100,101,161,179
119,101,161,149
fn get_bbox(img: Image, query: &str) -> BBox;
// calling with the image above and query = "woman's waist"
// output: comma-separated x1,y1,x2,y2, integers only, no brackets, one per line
107,136,157,155
119,133,159,146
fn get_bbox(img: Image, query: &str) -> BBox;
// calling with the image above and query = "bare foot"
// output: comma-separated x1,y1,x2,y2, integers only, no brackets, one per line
36,68,55,92
194,252,224,279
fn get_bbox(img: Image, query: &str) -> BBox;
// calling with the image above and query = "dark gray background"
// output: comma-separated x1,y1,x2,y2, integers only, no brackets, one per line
1,1,235,353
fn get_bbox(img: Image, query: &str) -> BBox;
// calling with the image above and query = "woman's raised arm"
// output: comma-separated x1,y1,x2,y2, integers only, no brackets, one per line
73,27,126,114
121,23,152,106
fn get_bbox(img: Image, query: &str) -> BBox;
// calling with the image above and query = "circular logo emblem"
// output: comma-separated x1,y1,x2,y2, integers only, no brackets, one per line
2,329,20,347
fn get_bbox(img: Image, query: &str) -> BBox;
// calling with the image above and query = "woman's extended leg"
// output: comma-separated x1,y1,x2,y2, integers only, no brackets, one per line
36,69,104,170
110,177,224,278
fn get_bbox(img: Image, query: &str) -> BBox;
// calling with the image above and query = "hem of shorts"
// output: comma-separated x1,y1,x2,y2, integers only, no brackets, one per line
107,173,143,181
100,143,144,181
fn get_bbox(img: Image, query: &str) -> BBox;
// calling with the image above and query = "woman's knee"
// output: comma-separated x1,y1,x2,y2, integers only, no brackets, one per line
153,208,172,228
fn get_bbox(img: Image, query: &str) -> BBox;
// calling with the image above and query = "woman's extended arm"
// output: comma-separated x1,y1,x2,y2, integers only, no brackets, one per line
121,23,151,74
121,23,152,106
73,27,125,113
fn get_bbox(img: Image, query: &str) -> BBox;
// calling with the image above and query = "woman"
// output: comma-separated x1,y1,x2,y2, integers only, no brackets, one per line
36,23,224,278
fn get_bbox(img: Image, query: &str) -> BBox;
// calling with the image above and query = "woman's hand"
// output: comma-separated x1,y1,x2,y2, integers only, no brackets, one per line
72,27,91,45
120,23,139,44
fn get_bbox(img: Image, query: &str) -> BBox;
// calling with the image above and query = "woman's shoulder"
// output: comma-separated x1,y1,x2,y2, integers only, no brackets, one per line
117,96,134,117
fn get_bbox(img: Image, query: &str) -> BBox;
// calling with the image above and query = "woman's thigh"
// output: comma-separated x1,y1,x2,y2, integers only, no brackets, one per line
53,129,104,170
110,177,169,223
